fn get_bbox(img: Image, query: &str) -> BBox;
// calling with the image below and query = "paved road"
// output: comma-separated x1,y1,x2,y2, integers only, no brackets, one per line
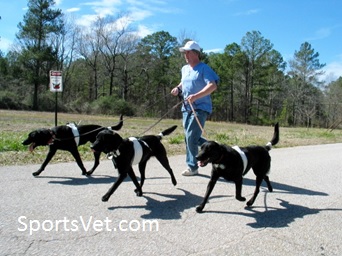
1,143,342,255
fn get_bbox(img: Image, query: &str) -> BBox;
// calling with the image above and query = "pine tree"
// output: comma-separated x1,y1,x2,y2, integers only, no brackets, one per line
16,0,63,110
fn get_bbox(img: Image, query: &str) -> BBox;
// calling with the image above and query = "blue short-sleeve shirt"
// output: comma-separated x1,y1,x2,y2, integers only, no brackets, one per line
181,62,219,114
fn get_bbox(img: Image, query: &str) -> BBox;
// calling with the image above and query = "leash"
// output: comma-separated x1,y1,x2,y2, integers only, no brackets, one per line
188,101,206,137
52,96,182,141
177,87,206,136
119,93,177,123
52,126,108,142
139,101,183,135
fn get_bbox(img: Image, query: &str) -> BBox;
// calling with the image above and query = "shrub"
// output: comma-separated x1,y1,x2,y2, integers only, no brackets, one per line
91,96,135,116
0,91,26,109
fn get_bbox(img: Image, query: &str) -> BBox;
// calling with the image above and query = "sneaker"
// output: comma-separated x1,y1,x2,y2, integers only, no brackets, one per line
182,168,198,176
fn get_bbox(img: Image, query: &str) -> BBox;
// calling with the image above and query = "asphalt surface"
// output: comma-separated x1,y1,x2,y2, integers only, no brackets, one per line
1,143,342,255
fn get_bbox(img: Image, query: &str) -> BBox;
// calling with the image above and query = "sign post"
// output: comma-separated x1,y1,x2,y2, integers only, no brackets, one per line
49,71,63,126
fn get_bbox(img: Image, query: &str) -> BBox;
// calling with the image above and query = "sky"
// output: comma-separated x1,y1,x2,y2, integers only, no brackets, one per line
0,0,341,82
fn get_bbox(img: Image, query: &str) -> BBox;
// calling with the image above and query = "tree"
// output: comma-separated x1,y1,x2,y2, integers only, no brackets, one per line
77,17,103,100
117,32,140,101
208,43,245,121
252,49,286,123
51,14,80,103
135,31,179,116
98,14,137,99
288,42,326,126
240,31,274,123
323,77,342,128
16,0,63,110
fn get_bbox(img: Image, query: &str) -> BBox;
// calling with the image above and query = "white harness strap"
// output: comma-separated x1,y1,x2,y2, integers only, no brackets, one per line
129,137,143,165
232,145,248,173
67,123,80,146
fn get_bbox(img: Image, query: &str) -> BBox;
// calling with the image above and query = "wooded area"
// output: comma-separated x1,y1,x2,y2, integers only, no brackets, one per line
0,0,342,128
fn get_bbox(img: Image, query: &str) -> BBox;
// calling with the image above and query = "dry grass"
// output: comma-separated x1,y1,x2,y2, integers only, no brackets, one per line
1,109,342,166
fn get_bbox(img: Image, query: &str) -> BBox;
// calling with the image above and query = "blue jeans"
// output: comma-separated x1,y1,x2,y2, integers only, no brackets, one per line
182,110,208,171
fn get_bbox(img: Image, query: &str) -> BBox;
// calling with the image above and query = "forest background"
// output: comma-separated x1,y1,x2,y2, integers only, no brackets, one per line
1,0,342,128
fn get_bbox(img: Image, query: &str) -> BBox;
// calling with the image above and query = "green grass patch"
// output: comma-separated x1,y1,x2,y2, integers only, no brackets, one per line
1,110,342,166
0,132,27,152
168,134,184,144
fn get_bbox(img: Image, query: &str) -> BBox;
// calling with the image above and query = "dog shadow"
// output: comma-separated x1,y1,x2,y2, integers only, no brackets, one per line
204,197,342,229
108,188,202,220
45,175,175,186
188,176,333,228
41,174,117,186
242,177,328,196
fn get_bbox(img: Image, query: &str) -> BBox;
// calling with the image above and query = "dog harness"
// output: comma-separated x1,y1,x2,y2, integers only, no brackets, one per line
232,145,248,173
128,137,151,165
66,123,80,146
129,137,143,165
108,137,150,167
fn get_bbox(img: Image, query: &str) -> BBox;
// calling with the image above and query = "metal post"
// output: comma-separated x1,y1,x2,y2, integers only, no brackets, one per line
55,92,58,126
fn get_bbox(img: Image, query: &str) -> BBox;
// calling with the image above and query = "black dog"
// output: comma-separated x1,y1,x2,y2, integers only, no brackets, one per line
90,125,178,202
195,123,279,213
22,115,123,177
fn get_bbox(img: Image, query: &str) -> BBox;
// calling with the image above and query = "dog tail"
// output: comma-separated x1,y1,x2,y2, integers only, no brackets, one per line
265,122,279,151
108,114,123,131
159,125,177,138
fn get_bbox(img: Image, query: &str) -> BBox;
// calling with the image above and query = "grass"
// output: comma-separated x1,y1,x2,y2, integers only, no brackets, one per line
1,109,342,166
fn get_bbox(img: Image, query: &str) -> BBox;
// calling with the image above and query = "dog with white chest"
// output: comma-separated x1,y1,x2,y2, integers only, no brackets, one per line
22,115,123,176
91,125,178,202
195,123,279,213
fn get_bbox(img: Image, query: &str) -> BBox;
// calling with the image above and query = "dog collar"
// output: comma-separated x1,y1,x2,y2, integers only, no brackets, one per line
212,154,225,169
107,148,120,159
213,163,226,169
46,129,56,145
232,145,248,173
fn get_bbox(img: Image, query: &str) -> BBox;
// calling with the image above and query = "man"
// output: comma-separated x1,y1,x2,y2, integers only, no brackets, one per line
171,40,219,176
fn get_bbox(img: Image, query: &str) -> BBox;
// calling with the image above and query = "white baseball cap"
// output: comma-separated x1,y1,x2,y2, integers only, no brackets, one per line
179,41,201,52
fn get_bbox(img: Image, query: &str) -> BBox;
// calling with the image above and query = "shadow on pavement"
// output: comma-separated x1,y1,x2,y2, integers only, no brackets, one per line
108,188,202,220
202,197,342,229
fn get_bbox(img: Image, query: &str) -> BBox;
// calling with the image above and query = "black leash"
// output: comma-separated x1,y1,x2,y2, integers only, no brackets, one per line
52,126,106,142
139,101,183,136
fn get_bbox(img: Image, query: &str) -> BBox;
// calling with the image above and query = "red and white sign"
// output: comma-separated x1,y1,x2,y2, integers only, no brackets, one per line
50,70,63,92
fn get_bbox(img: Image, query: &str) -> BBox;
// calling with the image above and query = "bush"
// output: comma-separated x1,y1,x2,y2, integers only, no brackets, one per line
38,92,68,112
64,98,92,114
0,91,26,109
91,96,135,116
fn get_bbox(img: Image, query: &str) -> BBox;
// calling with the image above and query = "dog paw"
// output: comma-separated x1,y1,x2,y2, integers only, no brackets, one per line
136,190,143,197
236,196,246,202
32,171,41,177
85,171,93,177
246,199,254,207
196,206,204,213
102,195,109,202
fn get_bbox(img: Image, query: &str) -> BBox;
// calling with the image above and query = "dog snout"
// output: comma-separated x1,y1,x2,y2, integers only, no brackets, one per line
90,142,103,153
90,144,97,152
196,152,204,160
22,138,31,145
